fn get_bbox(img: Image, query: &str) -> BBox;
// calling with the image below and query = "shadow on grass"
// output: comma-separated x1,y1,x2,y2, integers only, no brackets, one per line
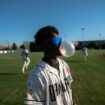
66,60,81,63
0,73,17,76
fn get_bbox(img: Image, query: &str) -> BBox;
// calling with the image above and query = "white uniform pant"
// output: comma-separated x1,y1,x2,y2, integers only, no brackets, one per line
22,57,30,73
84,53,88,61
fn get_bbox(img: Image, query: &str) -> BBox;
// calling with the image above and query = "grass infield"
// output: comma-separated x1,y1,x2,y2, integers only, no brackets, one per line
0,50,105,105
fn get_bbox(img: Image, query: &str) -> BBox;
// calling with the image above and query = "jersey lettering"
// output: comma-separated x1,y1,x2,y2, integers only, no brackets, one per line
49,75,70,101
64,75,70,89
49,85,56,101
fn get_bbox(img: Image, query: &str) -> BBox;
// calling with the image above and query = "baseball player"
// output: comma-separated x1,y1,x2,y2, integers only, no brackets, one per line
82,47,88,61
24,25,75,105
20,45,30,74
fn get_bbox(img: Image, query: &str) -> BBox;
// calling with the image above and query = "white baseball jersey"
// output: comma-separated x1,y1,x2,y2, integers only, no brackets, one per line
24,58,73,105
21,49,28,60
83,47,88,56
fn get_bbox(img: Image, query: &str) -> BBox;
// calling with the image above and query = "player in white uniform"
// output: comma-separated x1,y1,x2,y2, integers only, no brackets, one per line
82,47,88,61
20,45,30,74
24,26,75,105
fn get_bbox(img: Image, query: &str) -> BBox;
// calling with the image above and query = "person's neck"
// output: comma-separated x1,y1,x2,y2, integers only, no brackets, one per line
42,55,59,66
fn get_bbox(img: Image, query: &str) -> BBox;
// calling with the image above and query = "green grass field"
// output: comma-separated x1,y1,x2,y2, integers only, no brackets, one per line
0,50,105,105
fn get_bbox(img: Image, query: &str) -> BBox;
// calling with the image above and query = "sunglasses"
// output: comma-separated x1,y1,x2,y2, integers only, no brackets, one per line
51,37,62,45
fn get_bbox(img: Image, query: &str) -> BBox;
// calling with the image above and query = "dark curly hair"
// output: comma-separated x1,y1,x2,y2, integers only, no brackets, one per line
34,25,59,46
20,45,25,49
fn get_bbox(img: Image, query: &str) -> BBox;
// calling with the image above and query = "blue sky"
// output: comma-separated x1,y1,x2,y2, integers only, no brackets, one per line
0,0,105,46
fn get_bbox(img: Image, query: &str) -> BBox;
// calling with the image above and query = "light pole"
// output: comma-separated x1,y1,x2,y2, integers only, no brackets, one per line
81,28,85,47
7,40,10,49
99,33,102,49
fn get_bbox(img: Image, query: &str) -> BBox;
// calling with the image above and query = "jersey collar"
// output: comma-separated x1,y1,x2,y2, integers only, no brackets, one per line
37,58,63,76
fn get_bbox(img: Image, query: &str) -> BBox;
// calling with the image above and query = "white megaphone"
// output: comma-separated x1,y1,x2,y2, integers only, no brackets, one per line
59,41,75,57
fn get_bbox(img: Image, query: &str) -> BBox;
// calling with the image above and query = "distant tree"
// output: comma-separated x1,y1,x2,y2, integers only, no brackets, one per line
12,43,17,50
87,42,98,49
101,43,105,49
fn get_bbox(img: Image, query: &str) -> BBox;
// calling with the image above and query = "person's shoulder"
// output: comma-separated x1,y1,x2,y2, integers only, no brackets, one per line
58,57,69,67
30,60,47,76
25,49,28,53
28,60,48,83
58,58,65,63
